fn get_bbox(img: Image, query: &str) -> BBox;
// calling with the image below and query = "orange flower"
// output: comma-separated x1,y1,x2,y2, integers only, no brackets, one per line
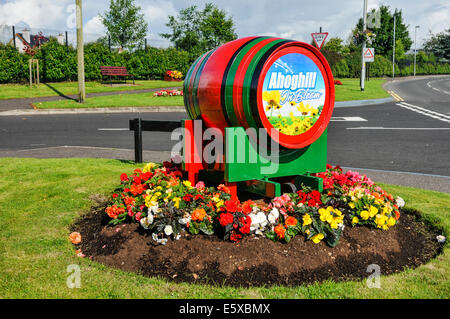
274,224,286,239
191,208,206,221
69,232,82,244
123,196,135,206
218,184,231,194
130,184,144,196
106,205,125,219
168,178,179,187
285,216,298,227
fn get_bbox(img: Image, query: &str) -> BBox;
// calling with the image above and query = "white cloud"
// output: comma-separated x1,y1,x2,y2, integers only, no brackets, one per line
0,0,70,29
84,15,105,37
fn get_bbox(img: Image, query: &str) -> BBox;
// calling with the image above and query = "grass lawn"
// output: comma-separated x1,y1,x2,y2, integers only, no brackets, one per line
36,78,389,109
0,80,183,100
0,157,448,298
334,78,390,101
36,93,183,109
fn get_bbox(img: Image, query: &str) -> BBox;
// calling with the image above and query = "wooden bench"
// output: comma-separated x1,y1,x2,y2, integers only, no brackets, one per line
100,66,134,86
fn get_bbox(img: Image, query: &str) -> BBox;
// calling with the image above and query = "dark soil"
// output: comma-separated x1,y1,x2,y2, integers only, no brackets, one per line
71,196,444,288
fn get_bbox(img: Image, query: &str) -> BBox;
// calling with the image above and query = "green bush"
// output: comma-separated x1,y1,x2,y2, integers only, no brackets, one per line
0,40,448,83
0,43,28,83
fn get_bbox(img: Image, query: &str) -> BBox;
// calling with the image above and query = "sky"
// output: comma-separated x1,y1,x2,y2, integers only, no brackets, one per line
0,0,448,48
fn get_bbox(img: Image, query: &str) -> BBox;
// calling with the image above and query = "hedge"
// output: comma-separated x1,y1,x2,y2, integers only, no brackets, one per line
0,39,449,83
0,39,192,83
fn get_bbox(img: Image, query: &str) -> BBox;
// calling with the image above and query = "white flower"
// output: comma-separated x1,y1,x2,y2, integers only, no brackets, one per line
152,233,158,241
164,225,173,236
149,204,160,214
140,214,153,229
437,235,446,243
396,196,405,208
267,207,279,224
159,238,168,245
178,217,191,225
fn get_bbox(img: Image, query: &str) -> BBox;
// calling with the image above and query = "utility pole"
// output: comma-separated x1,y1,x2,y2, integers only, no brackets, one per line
76,0,85,103
414,25,420,77
392,15,396,78
360,0,367,91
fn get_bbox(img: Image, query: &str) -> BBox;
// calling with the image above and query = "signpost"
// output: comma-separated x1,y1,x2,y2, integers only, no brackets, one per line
311,32,328,50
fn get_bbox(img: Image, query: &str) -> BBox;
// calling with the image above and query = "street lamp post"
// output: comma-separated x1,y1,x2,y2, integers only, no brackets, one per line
414,25,420,77
360,0,367,91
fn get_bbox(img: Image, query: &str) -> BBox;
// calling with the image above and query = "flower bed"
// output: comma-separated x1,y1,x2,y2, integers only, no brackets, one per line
104,162,403,248
164,70,183,81
153,89,183,97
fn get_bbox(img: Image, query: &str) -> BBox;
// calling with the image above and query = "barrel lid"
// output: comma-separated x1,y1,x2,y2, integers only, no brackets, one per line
255,41,334,149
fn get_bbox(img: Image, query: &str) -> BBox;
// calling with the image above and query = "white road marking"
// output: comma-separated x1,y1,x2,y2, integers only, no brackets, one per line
330,116,367,122
347,127,450,130
98,128,129,131
396,102,450,123
427,79,450,95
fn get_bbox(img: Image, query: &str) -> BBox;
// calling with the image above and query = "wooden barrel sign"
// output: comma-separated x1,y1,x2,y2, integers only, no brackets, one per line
183,36,335,149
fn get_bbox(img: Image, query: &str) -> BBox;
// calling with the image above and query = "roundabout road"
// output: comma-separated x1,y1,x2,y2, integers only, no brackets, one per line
0,76,449,181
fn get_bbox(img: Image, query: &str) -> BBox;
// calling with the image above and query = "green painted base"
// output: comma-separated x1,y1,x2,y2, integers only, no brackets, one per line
224,127,327,183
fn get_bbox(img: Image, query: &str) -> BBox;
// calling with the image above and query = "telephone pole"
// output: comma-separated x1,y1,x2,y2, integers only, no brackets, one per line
360,0,367,91
414,25,420,77
76,0,85,103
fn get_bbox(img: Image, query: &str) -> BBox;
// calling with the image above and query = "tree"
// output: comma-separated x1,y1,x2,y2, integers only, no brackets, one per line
161,3,237,59
101,0,148,51
351,6,412,57
423,29,450,62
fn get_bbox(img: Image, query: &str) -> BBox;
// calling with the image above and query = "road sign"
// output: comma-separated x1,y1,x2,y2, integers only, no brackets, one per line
311,32,328,50
363,47,375,62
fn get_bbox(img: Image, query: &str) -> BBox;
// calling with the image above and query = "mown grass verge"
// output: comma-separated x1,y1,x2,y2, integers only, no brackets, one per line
0,157,447,298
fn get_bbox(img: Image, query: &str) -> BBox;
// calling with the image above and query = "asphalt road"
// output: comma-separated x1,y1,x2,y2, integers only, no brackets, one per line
0,76,449,177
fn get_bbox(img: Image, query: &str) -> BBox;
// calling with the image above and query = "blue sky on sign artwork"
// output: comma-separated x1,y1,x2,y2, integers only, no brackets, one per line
0,0,448,48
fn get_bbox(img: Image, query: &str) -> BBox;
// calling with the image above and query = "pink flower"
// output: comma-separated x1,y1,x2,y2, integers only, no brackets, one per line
195,181,205,190
135,212,142,221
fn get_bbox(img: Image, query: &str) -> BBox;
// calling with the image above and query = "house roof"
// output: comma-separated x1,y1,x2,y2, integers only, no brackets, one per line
16,32,49,48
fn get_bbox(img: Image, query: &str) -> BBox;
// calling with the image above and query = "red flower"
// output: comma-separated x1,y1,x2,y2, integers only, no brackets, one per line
130,184,144,196
194,194,205,201
134,168,143,174
134,176,142,185
241,200,255,214
112,193,118,199
120,173,128,182
225,199,241,213
123,188,130,193
183,194,193,202
230,232,242,242
140,172,152,182
219,213,234,227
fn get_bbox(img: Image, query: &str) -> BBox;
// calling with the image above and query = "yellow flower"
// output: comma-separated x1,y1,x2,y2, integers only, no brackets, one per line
263,90,281,108
369,206,378,217
302,214,312,226
143,162,157,173
360,210,369,220
172,197,181,208
311,233,324,244
305,229,310,235
183,180,192,188
352,216,359,224
375,214,388,227
349,202,355,209
319,208,330,222
216,200,224,209
387,217,396,227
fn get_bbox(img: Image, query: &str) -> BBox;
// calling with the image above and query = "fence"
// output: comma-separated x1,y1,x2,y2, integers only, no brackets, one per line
0,24,168,49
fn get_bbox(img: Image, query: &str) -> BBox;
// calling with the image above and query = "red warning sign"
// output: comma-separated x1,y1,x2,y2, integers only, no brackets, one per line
311,32,328,50
363,48,375,62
